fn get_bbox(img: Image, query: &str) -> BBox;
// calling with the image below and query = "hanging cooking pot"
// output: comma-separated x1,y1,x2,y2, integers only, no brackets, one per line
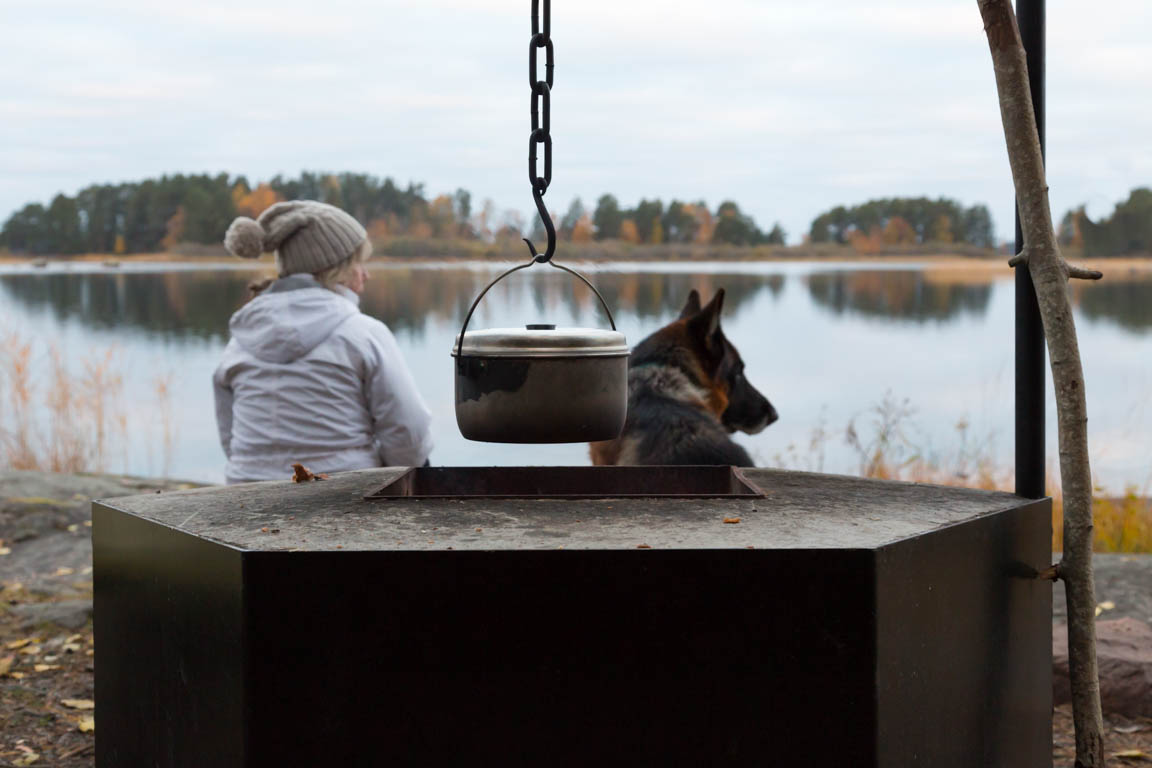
452,261,628,443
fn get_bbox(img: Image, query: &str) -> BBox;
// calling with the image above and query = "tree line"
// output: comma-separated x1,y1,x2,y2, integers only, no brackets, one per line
1059,187,1152,258
808,197,997,249
2,170,1147,257
0,172,790,255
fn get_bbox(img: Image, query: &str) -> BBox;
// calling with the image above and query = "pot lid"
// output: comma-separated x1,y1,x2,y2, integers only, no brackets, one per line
453,326,628,358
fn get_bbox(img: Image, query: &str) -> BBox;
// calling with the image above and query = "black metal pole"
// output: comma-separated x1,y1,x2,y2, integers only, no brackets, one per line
1015,0,1046,499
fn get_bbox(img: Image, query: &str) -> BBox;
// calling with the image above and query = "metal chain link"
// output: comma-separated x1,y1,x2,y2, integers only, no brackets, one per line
524,0,557,263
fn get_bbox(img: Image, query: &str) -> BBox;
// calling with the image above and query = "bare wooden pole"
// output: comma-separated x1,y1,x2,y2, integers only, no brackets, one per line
976,1,1106,765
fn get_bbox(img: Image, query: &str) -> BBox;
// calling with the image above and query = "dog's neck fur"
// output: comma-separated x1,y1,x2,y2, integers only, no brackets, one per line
628,363,711,410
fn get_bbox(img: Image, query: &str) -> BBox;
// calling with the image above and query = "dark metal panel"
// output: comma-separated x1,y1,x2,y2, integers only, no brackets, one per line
93,503,247,768
1015,0,1047,499
242,548,877,767
874,498,1052,767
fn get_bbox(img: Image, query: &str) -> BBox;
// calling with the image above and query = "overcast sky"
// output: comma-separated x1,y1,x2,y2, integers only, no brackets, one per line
1,0,1149,243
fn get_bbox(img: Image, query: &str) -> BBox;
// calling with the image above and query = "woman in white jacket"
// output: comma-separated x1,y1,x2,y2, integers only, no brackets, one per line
214,200,433,484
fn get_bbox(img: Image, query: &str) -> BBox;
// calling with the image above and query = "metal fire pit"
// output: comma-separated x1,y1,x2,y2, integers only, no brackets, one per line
94,467,1052,767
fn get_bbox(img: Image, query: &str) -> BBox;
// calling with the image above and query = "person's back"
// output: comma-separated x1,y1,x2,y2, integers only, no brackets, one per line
213,201,433,483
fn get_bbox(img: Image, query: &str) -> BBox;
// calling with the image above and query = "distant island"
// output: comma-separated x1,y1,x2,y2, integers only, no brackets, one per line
0,172,1148,261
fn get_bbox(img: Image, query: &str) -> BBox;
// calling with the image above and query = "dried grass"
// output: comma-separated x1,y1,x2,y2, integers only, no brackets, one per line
772,391,1151,553
0,330,173,476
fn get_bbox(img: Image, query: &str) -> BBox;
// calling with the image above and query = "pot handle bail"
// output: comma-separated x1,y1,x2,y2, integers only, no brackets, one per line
455,258,618,358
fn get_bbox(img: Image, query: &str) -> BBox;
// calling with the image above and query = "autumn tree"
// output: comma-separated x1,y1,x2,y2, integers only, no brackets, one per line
618,218,640,244
560,198,587,240
570,213,594,243
161,207,186,251
632,199,664,243
233,182,281,219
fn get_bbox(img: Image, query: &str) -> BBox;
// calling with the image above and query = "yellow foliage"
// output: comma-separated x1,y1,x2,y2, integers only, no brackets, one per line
618,219,639,244
649,219,664,245
882,216,917,245
1051,488,1152,553
234,183,282,219
113,234,126,255
931,214,954,243
684,205,714,244
570,213,593,243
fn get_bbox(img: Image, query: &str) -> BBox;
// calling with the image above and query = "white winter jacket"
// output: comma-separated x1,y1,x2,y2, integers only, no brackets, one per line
213,275,433,483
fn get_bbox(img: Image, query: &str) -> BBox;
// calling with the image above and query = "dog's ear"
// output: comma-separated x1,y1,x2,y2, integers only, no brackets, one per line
687,289,725,340
678,289,702,319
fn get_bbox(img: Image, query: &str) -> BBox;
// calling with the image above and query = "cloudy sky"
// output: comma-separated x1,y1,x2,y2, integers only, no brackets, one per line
1,0,1149,243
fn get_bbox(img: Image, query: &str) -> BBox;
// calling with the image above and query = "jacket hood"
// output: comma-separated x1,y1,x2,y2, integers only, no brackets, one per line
229,276,359,364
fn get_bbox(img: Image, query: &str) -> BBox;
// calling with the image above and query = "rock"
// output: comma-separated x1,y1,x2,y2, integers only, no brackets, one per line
1053,553,1152,624
10,599,94,630
1054,617,1152,718
0,470,207,595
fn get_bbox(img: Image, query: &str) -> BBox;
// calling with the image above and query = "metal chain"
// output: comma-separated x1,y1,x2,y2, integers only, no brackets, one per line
524,0,557,263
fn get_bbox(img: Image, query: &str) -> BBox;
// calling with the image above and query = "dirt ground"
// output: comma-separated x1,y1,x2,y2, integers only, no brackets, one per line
0,589,95,767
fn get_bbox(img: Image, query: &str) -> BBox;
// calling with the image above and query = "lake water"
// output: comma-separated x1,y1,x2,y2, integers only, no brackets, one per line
1,259,1149,491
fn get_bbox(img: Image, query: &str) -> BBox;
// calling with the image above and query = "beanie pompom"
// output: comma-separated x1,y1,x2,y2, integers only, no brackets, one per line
224,217,266,259
261,211,312,252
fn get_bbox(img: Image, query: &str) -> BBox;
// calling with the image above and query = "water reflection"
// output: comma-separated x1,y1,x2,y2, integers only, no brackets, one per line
1076,277,1152,332
0,272,248,340
0,267,788,340
805,270,992,323
3,265,1150,341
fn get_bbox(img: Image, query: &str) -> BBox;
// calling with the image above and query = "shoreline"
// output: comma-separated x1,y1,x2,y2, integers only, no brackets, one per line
3,249,1151,272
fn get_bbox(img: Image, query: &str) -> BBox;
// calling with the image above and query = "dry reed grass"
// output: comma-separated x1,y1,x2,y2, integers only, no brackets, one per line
0,330,174,476
771,391,1152,553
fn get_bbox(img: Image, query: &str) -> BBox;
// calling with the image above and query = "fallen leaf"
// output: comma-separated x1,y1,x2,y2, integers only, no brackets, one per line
5,638,33,650
1113,750,1152,761
636,544,651,549
61,699,96,710
62,643,82,653
260,527,269,533
65,634,83,644
34,664,61,672
723,517,741,524
55,567,75,576
19,644,42,656
12,750,39,766
0,655,13,676
67,524,79,533
83,520,92,527
77,715,95,733
291,463,321,482
0,547,11,556
1098,600,1116,611
1116,724,1149,734
10,671,25,679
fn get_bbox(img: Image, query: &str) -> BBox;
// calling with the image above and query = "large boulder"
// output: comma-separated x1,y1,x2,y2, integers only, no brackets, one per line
1053,617,1152,718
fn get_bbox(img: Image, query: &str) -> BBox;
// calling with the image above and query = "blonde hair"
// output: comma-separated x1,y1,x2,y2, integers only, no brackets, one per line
313,239,372,290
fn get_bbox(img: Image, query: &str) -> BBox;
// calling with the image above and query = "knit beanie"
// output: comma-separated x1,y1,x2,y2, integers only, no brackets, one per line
223,200,368,275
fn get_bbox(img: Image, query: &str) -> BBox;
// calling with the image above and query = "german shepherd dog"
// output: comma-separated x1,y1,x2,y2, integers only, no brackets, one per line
590,289,777,467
